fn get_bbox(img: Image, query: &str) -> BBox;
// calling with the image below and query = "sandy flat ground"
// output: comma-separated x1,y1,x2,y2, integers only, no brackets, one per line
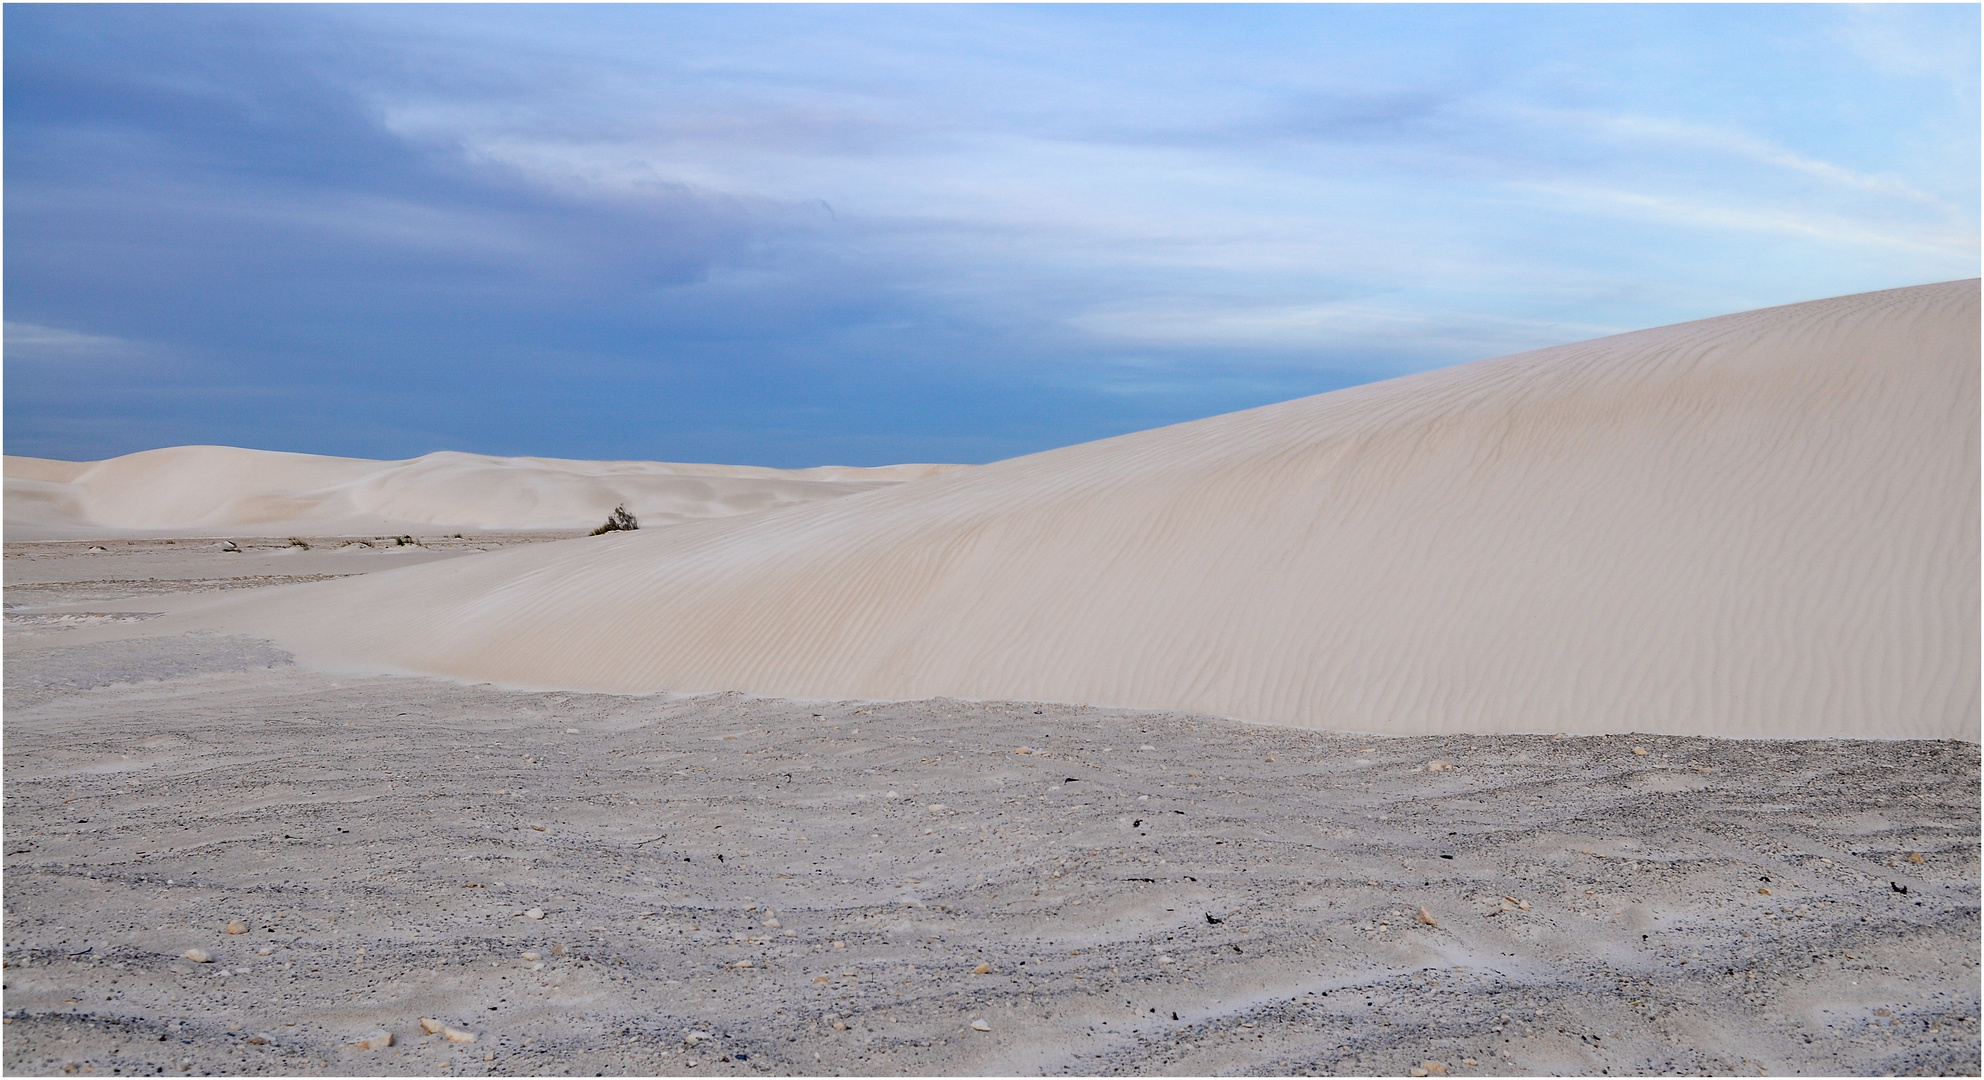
4,542,1977,1076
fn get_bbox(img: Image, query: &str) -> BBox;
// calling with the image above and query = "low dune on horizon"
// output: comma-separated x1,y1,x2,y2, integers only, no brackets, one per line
127,278,1979,742
3,446,963,541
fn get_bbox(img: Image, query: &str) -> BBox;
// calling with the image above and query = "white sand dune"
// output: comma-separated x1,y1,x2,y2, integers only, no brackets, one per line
2,446,960,540
191,281,1977,738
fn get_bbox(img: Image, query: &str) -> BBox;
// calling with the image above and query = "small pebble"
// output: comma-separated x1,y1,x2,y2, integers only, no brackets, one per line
225,921,248,935
354,1033,393,1050
526,908,545,920
183,949,213,964
1417,907,1437,927
420,1018,445,1035
1426,760,1451,772
256,947,275,956
1632,747,1649,755
444,1028,477,1044
970,1019,992,1032
1420,1062,1449,1076
521,952,541,962
530,824,547,832
972,962,991,975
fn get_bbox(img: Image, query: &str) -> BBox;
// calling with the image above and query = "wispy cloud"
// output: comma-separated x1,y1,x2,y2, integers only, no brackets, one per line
1517,181,1977,255
1069,300,1627,355
4,321,145,360
5,5,1977,465
1533,110,1956,210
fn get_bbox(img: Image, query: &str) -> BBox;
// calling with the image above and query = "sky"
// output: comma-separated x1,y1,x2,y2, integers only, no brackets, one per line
6,4,1978,467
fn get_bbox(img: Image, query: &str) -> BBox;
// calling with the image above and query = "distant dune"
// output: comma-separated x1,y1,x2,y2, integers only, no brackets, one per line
186,281,1979,738
2,446,962,540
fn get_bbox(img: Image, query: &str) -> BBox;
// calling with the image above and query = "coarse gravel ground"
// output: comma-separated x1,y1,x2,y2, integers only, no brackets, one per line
2,541,1978,1076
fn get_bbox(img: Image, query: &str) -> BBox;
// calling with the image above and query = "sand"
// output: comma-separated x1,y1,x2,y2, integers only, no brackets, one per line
3,447,961,541
171,280,1979,740
5,281,1978,1076
4,541,1978,1077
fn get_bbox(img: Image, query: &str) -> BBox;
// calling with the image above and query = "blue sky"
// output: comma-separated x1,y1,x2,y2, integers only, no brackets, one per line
6,4,1977,466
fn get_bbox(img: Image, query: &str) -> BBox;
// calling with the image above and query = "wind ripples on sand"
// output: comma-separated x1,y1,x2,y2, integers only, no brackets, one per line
195,281,1977,739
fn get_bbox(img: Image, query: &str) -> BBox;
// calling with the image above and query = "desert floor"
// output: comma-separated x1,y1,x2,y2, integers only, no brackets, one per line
3,539,1978,1077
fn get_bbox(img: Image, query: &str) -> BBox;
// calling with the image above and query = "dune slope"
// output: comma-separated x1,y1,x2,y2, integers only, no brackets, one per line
3,447,960,540
199,281,1979,738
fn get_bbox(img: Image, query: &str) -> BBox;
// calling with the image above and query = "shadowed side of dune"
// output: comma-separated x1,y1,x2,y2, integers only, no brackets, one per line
195,281,1979,738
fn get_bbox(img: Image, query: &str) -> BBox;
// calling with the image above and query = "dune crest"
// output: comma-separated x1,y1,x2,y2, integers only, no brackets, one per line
196,281,1978,738
3,446,962,540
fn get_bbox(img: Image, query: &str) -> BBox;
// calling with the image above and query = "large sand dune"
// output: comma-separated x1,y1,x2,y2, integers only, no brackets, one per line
193,281,1978,738
3,446,959,540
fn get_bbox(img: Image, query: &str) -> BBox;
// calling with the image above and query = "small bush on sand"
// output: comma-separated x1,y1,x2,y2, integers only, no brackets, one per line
591,505,639,535
288,537,310,549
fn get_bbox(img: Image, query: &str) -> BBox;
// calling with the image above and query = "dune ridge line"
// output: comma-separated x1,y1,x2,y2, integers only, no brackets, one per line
4,447,962,540
177,281,1978,739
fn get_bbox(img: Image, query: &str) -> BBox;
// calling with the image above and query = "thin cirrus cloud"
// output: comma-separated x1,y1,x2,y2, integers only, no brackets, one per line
4,3,1976,466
